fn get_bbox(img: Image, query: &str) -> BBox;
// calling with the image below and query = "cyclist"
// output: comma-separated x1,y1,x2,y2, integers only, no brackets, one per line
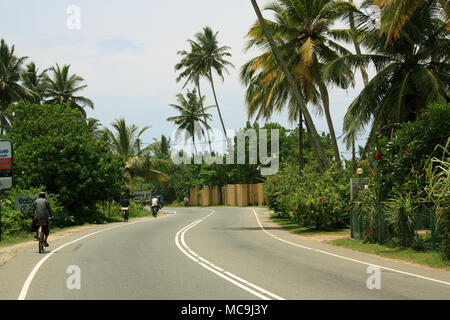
32,192,53,247
121,193,130,222
151,196,160,217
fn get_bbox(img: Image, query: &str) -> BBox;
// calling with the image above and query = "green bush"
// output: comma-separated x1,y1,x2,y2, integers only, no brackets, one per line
264,165,351,231
1,186,63,237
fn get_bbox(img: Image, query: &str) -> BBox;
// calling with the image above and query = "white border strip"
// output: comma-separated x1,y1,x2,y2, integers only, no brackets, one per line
253,208,450,287
175,210,285,300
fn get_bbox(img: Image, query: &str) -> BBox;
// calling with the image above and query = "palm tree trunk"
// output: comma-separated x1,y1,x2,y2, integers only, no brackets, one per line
208,70,228,139
352,136,357,173
197,81,213,154
349,0,369,87
250,0,328,172
349,0,369,170
298,108,304,174
304,117,324,172
318,80,341,167
192,135,198,155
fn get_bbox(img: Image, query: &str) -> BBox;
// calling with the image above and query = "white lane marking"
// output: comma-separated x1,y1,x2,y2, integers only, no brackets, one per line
18,213,175,300
175,210,285,300
252,208,450,287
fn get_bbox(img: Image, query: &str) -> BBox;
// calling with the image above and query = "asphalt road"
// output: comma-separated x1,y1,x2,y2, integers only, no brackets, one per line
0,207,449,300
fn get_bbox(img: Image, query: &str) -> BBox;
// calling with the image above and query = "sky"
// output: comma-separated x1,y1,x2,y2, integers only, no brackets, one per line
0,0,371,159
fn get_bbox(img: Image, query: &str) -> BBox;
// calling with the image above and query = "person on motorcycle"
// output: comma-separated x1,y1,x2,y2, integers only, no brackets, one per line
121,194,130,222
32,192,53,247
151,197,160,217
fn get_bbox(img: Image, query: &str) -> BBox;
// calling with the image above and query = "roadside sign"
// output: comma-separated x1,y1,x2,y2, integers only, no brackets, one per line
0,140,13,191
14,194,50,213
133,191,152,203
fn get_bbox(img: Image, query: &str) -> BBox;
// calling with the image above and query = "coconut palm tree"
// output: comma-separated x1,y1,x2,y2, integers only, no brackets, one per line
167,89,213,155
175,41,213,153
0,39,37,134
325,0,450,152
188,27,234,138
43,64,93,118
373,0,449,45
107,118,168,190
246,0,357,169
21,62,49,104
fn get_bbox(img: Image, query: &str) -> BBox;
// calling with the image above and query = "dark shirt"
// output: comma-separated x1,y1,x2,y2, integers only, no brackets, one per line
121,198,130,207
33,198,52,221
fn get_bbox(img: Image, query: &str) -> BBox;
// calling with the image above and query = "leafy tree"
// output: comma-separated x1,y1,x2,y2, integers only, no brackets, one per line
175,41,213,152
6,103,124,213
21,62,48,104
245,0,358,168
43,64,94,118
373,0,449,45
107,118,168,190
0,39,37,134
187,26,234,138
167,89,213,155
325,0,449,151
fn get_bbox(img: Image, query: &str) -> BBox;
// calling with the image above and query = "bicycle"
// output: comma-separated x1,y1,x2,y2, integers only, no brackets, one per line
121,207,129,222
151,206,159,218
36,221,49,254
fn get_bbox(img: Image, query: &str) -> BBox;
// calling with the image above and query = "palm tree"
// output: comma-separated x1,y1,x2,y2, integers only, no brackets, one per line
167,89,213,155
325,0,449,152
86,118,103,140
43,64,93,118
373,0,449,45
21,62,49,104
107,118,168,190
188,27,234,138
246,0,357,169
150,135,172,160
175,41,213,153
0,39,37,134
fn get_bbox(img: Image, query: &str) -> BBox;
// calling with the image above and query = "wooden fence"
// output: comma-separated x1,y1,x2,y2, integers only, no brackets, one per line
188,183,265,207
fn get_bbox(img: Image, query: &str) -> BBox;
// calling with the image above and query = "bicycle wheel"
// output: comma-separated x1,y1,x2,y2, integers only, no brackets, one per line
38,227,44,253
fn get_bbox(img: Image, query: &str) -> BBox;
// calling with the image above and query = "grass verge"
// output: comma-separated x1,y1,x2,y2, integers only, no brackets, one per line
329,238,450,271
0,205,153,248
270,215,349,236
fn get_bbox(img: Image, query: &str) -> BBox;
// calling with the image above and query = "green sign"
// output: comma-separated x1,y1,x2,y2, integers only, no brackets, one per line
133,191,152,203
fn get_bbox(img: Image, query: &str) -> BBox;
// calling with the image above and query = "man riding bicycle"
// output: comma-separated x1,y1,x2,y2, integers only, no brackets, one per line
32,192,53,247
151,196,160,218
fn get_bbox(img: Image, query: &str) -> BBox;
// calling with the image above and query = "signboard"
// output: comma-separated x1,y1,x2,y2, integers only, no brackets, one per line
133,191,152,203
14,194,49,213
0,140,13,191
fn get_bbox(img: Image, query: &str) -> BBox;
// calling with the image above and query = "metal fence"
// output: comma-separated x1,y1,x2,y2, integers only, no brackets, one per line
350,206,440,250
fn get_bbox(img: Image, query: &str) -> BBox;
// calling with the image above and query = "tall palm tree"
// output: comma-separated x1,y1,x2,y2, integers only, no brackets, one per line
21,62,49,104
175,41,213,153
373,0,449,45
188,27,234,138
0,39,37,134
167,89,213,155
43,64,93,118
325,0,449,152
246,0,357,169
107,118,168,190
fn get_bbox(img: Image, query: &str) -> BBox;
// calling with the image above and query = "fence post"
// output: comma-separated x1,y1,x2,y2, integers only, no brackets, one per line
377,202,383,244
400,206,407,247
350,208,354,239
430,208,436,251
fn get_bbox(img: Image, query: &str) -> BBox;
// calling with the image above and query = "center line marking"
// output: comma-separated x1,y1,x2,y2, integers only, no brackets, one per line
175,210,285,300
